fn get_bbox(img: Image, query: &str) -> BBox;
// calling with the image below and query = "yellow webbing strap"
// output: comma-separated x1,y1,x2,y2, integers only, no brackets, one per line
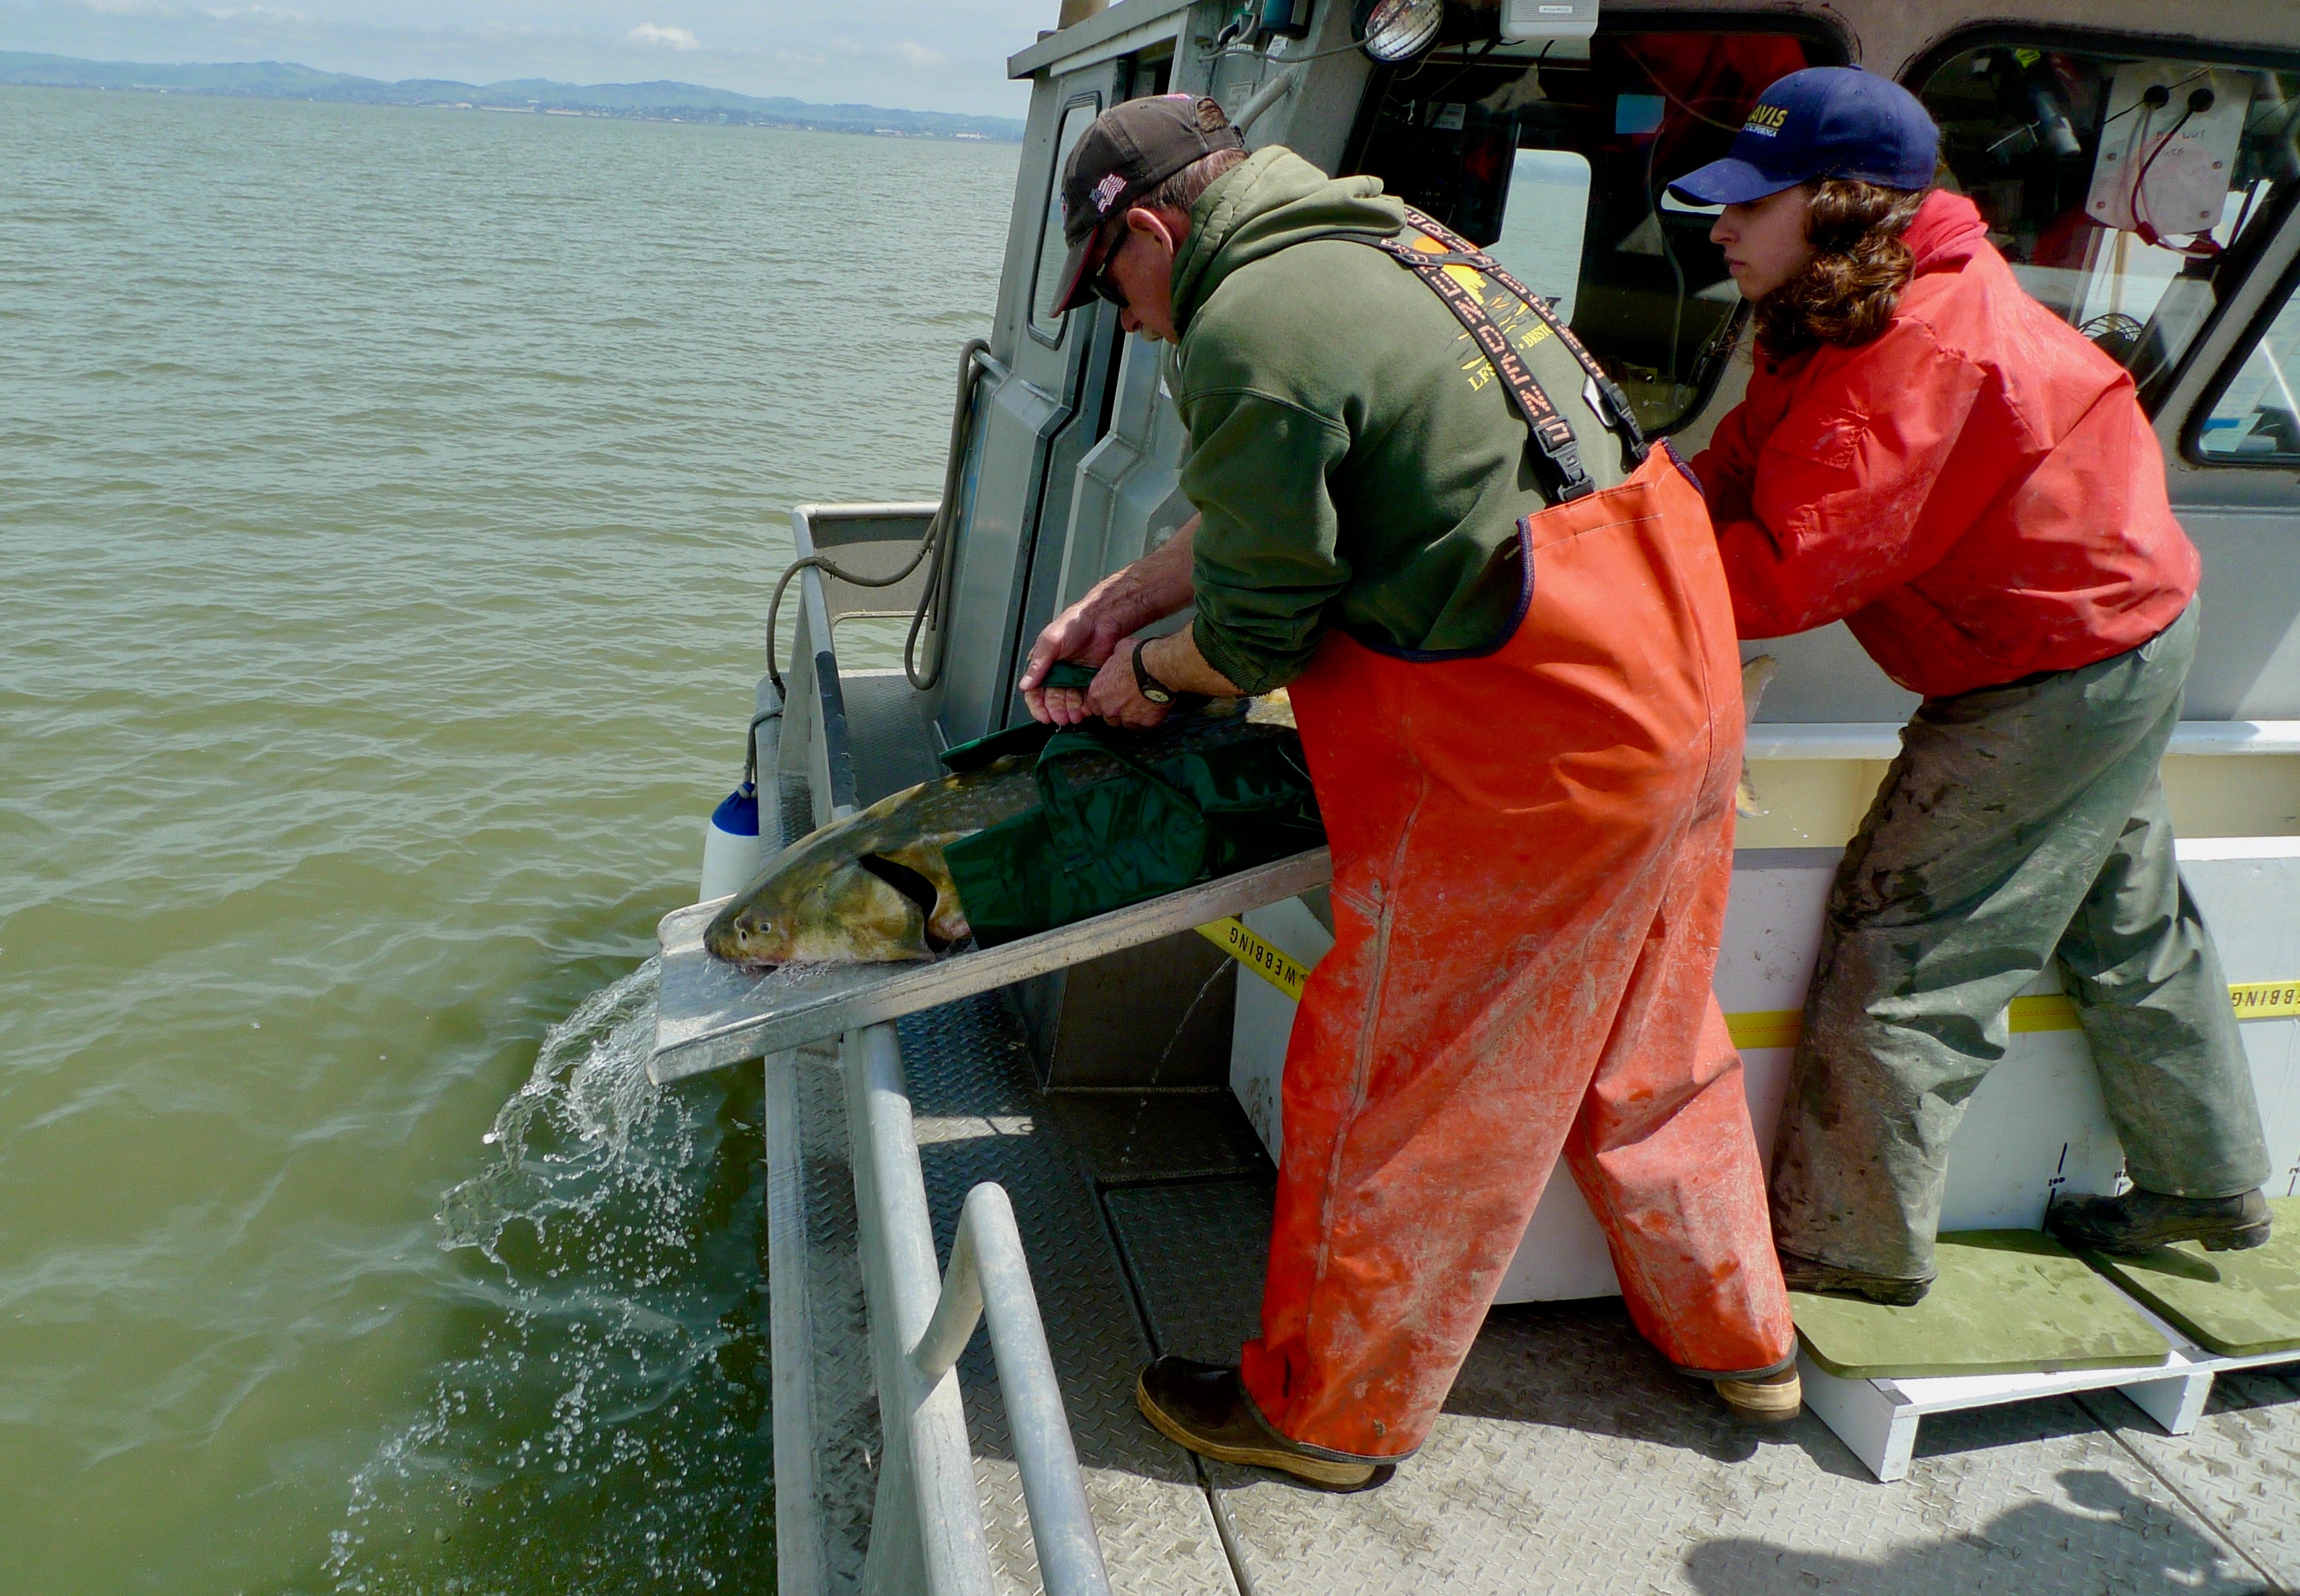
1723,980,2300,1052
1195,917,1310,1002
1194,919,2300,1046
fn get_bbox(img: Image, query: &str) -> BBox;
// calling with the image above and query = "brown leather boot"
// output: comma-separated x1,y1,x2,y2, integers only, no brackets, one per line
1134,1357,1383,1489
2047,1187,2272,1255
1714,1367,1802,1425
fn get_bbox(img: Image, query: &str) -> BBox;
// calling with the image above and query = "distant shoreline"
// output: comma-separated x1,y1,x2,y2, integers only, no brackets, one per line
0,50,1025,142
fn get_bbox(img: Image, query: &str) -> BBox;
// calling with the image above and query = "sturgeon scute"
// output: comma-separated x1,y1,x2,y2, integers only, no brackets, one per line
704,692,1300,970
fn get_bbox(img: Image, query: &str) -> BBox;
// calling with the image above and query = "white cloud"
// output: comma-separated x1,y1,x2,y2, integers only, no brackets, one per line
625,22,698,51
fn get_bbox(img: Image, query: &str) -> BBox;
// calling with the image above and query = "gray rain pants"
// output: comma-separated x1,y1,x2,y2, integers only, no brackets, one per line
1769,602,2270,1282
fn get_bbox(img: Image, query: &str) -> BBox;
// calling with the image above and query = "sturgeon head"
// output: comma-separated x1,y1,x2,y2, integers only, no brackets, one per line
702,754,1036,970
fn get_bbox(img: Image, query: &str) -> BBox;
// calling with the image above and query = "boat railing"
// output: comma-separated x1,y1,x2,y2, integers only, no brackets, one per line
844,1022,1111,1596
789,501,942,642
762,515,1109,1595
776,505,923,825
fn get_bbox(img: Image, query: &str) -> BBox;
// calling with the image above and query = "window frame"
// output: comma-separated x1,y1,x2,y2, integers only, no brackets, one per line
1025,90,1105,350
2179,237,2300,468
1337,9,1853,178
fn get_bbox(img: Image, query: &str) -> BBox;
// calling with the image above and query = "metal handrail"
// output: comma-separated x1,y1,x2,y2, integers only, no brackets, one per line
847,1024,1110,1596
913,1183,1111,1596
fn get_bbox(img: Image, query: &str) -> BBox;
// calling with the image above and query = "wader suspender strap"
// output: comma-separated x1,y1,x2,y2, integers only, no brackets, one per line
1365,206,1647,502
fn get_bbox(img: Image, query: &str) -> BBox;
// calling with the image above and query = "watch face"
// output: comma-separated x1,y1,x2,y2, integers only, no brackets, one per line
1144,685,1171,704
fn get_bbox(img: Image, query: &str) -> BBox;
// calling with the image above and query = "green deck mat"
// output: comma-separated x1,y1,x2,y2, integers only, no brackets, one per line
2082,1197,2300,1358
1791,1229,2170,1380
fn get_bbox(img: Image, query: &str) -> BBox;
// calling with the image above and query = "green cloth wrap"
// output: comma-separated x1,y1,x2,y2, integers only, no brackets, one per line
942,719,1322,946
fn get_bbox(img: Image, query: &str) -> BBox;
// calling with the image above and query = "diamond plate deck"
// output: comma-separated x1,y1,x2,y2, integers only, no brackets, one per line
791,1045,878,1592
2079,1368,2300,1591
841,669,945,806
783,986,1256,1594
896,996,1251,1596
1101,1178,2291,1596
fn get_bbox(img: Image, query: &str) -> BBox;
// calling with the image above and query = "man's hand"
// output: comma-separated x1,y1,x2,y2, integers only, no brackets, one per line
1019,517,1200,724
1021,600,1136,726
1082,643,1172,730
1082,625,1246,730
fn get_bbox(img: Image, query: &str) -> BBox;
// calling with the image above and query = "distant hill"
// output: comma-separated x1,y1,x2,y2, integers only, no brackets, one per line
0,51,1024,141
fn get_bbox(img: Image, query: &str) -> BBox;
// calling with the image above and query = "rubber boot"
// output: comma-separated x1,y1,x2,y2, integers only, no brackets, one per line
2046,1187,2271,1255
1136,1357,1384,1489
1777,1248,1933,1307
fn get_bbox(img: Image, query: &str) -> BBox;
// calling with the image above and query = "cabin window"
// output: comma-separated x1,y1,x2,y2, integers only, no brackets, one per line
1913,43,2300,411
1028,95,1104,346
1345,25,1844,434
2193,280,2300,464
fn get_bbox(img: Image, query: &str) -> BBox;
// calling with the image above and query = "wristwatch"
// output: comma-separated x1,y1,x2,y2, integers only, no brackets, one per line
1131,639,1175,706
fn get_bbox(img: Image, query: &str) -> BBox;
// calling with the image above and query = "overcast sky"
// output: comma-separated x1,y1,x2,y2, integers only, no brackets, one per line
0,0,1063,116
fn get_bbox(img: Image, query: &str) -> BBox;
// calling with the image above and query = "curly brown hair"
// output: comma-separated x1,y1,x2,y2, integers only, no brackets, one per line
1753,178,1932,357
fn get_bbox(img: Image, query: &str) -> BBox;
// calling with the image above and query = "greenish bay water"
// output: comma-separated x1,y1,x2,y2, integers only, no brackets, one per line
0,85,1015,1593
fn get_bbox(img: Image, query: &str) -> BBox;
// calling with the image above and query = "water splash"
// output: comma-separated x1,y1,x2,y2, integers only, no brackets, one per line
326,958,773,1594
438,962,683,1266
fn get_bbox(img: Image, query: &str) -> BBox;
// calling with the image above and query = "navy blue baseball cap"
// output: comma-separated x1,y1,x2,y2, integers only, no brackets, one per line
1667,66,1938,206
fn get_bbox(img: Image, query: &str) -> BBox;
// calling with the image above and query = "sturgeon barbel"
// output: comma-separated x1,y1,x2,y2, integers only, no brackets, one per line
704,693,1300,970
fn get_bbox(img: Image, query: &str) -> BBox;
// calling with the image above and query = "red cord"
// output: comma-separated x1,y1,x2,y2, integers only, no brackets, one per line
2130,106,2224,257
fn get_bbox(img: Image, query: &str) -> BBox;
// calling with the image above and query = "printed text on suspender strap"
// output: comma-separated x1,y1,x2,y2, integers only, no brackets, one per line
1399,208,1649,460
1373,238,1594,500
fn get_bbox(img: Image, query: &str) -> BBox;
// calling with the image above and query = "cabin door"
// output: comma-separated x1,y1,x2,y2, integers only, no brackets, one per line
937,56,1144,745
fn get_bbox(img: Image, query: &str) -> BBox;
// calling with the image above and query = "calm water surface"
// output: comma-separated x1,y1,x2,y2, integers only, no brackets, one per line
0,86,1015,1593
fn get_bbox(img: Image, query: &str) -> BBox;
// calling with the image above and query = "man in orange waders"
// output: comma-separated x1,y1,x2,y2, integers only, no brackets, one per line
1020,96,1796,1489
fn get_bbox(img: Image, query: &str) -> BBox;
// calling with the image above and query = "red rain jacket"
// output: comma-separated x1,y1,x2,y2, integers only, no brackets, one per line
1688,190,2198,698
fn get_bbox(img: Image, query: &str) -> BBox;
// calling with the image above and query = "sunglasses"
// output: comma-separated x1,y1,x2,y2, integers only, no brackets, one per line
1086,225,1130,308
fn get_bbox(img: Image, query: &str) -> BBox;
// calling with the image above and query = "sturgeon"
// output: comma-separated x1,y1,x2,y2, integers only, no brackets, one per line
706,659,1779,971
704,693,1300,970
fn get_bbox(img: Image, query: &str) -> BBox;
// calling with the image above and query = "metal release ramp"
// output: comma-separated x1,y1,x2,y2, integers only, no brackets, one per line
649,848,1331,1083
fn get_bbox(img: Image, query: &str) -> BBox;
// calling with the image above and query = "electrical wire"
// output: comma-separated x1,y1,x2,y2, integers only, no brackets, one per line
1627,50,1748,135
1641,121,1690,401
2099,67,2212,129
764,337,990,696
1266,30,1388,64
2130,102,2222,256
2129,100,2187,240
1416,38,1503,106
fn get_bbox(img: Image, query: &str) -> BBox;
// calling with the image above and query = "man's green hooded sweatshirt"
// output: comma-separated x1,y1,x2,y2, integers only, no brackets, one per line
1168,146,1629,694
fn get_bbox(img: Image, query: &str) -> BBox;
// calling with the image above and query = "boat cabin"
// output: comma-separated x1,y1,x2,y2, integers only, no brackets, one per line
690,1,2300,1589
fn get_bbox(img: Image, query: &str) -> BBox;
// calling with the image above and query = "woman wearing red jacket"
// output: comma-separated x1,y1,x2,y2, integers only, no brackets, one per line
1671,67,2271,1304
